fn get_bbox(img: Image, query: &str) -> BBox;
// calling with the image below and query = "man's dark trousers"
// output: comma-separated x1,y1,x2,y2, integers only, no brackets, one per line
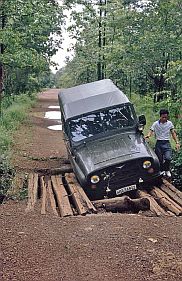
155,140,172,171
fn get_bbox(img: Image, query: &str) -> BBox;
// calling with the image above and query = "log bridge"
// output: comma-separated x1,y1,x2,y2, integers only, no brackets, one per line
25,168,182,218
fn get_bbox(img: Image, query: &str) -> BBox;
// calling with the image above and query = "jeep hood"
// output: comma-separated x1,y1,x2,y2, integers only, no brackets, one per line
75,133,153,175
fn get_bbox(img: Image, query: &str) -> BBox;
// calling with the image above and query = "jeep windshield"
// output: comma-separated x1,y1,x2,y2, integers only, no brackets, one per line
69,104,136,142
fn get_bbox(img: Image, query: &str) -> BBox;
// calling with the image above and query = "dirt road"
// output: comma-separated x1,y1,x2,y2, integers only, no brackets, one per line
1,89,182,281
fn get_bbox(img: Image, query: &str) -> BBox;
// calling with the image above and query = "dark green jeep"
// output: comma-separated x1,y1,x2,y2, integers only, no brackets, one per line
58,79,160,199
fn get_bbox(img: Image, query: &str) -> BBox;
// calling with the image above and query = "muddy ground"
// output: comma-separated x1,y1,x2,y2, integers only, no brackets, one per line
0,89,182,281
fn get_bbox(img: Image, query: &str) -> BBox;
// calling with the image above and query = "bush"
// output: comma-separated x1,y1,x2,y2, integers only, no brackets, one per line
0,127,11,153
0,94,36,151
172,152,182,190
171,121,182,190
131,93,182,188
0,155,15,202
0,93,36,201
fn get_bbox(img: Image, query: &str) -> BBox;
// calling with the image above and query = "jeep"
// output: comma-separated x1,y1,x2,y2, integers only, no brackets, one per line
58,79,160,199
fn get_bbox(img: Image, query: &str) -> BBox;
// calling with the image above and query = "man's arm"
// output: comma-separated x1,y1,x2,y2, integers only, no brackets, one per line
145,129,154,139
171,129,180,151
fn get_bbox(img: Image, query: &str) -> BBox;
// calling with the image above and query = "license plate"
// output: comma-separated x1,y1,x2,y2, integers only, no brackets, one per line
116,184,137,195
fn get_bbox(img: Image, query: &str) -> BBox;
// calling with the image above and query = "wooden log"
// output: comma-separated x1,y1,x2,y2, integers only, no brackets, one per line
160,184,182,207
51,175,73,217
26,173,34,212
30,156,70,164
33,173,38,205
153,187,182,212
167,210,176,216
40,176,47,215
26,173,39,212
78,188,98,214
92,196,150,212
162,179,182,200
150,187,182,216
47,179,58,216
66,173,97,214
35,165,73,175
137,190,170,216
65,174,87,215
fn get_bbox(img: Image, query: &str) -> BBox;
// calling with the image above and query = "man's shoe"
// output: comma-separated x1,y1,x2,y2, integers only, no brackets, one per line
165,171,171,177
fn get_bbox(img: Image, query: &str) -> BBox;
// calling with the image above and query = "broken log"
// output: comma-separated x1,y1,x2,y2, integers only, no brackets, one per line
26,173,34,212
78,188,98,214
51,175,73,217
153,187,182,212
33,173,39,204
26,173,39,212
65,173,97,214
92,196,150,213
137,190,170,216
167,210,176,216
40,176,47,215
65,174,88,215
150,187,182,216
77,186,97,214
35,165,73,175
30,156,70,163
47,179,58,216
162,179,182,200
160,184,182,207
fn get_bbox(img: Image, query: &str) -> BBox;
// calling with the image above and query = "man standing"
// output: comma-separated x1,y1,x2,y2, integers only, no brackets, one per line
145,109,180,177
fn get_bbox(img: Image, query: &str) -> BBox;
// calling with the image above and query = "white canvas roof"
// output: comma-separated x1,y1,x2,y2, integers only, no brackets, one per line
58,79,130,120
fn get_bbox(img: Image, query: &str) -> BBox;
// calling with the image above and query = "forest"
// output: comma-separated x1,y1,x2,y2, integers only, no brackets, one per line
0,0,181,188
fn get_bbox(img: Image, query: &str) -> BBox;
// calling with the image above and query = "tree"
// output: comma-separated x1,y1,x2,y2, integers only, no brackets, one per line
60,0,182,95
0,0,64,109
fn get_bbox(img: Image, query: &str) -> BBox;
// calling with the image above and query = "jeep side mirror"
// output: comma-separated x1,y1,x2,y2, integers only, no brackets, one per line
137,115,146,133
138,115,146,126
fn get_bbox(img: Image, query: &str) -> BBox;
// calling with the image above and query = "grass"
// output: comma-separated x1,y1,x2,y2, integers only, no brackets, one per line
131,92,182,189
0,93,37,199
0,94,36,154
130,93,180,149
130,93,158,147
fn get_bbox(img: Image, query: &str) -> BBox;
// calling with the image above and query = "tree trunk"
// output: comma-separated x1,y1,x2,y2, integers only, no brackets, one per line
92,196,150,213
0,1,5,117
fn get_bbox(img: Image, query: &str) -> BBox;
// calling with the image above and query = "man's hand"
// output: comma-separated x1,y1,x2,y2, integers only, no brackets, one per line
171,130,180,151
144,135,150,141
176,143,180,151
144,130,153,141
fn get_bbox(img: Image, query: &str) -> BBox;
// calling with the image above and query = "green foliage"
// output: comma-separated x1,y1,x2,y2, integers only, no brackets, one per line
0,127,11,153
172,121,182,190
0,94,36,153
58,0,182,97
1,0,63,68
130,93,157,147
57,1,182,186
0,155,14,201
0,93,36,200
132,93,182,187
0,0,64,96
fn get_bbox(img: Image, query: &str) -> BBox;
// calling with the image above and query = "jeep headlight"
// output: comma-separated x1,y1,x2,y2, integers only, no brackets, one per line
143,160,152,169
91,175,100,184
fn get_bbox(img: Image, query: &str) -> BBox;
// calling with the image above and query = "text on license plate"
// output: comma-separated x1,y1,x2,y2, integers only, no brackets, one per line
116,184,137,195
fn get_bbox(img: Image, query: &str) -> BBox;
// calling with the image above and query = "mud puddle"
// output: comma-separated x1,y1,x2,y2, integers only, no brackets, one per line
45,107,62,131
